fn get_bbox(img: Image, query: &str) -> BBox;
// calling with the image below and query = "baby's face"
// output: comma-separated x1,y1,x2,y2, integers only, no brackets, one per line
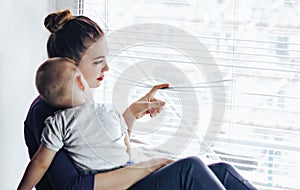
80,72,94,102
71,69,94,106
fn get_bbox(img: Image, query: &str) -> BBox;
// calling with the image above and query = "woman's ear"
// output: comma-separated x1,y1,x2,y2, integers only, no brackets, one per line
76,75,85,91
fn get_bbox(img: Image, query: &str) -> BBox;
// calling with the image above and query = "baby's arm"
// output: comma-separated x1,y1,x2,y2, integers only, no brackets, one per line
17,145,56,190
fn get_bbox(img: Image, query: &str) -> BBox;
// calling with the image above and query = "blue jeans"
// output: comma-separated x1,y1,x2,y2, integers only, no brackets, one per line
128,156,257,190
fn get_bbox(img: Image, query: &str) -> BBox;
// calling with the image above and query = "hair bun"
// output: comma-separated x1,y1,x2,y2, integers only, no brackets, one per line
44,10,73,33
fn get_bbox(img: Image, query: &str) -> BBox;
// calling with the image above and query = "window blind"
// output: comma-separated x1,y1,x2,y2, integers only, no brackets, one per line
80,0,300,189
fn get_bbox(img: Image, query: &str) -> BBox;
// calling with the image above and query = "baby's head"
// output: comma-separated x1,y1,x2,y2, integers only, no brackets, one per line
36,57,92,108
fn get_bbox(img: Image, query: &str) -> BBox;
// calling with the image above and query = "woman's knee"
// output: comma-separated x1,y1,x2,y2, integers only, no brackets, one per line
210,162,234,170
180,156,202,164
209,162,240,177
175,157,227,190
177,156,207,171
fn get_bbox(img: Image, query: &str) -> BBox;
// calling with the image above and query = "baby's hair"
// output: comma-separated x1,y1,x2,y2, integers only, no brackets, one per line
36,57,78,108
44,9,104,64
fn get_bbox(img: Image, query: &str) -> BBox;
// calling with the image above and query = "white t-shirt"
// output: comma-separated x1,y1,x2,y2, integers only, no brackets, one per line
41,102,130,173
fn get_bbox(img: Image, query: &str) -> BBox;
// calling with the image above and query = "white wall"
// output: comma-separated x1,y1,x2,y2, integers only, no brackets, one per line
0,1,63,189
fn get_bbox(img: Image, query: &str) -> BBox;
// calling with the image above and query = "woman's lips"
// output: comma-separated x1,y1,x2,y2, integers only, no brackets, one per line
97,76,104,81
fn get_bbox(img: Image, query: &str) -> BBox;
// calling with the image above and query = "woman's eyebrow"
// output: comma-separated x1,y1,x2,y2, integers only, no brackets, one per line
93,56,105,60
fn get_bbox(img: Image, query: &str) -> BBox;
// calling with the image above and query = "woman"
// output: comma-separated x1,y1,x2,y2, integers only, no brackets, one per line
24,10,256,190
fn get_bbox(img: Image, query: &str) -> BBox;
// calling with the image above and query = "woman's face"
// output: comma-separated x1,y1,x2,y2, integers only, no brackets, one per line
78,37,109,88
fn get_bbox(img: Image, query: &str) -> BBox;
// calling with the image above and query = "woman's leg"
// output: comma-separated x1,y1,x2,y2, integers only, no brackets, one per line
128,156,226,190
209,162,257,190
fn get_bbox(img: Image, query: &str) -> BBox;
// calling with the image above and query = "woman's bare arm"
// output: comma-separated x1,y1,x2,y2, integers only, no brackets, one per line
17,145,56,190
94,158,173,190
124,132,131,157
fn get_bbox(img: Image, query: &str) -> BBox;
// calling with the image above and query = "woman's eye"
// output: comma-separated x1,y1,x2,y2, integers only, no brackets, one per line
94,60,103,65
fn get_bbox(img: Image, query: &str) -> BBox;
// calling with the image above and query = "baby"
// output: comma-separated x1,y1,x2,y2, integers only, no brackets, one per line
18,57,131,189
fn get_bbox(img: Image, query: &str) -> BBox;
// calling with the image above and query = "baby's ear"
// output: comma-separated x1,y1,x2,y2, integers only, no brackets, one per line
76,74,85,91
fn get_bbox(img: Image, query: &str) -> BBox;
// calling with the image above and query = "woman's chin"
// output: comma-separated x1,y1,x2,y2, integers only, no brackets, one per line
93,81,102,88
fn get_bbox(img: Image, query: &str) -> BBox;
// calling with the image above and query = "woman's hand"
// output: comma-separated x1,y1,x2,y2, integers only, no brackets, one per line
122,84,169,136
94,158,173,190
130,83,169,119
134,158,174,173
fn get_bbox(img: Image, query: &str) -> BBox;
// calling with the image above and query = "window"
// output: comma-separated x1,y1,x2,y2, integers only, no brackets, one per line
276,36,289,56
80,0,300,189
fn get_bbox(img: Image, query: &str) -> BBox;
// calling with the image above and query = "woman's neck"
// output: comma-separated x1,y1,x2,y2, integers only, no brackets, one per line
71,90,94,107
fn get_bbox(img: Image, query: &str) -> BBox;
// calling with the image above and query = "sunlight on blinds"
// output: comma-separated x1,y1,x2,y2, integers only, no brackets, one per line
82,0,300,189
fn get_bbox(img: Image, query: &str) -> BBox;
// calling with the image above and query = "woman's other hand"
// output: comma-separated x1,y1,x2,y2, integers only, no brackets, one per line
94,158,173,190
131,158,174,174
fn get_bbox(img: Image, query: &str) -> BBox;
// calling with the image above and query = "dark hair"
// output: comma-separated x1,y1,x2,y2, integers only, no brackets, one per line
44,10,104,64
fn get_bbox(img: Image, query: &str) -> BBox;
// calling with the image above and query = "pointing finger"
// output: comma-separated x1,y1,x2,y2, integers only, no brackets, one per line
147,83,169,98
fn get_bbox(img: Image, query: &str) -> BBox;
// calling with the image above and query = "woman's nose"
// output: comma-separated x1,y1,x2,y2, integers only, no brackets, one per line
102,60,109,72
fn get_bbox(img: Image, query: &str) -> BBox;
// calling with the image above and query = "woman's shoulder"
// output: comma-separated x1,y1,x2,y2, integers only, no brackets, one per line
25,96,60,127
31,96,58,114
24,96,62,156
